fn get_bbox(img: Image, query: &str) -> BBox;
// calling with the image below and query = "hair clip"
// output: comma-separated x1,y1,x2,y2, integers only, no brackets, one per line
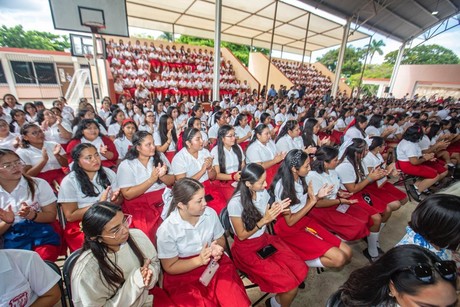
290,150,303,167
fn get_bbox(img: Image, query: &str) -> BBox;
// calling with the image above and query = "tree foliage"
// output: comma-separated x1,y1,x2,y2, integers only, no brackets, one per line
316,46,366,77
364,39,385,64
348,63,393,88
384,44,460,65
0,25,70,51
157,32,175,42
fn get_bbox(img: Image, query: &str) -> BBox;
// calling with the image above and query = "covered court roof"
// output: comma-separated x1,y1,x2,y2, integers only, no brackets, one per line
299,0,460,42
126,0,369,57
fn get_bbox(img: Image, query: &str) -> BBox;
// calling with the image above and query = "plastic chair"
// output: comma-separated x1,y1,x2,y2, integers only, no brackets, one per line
62,249,82,307
44,260,68,307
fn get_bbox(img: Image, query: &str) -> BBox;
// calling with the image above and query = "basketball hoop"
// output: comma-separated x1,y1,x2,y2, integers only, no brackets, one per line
82,21,106,33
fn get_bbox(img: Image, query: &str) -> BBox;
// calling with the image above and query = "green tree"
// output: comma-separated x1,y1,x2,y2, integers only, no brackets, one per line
316,46,366,78
348,63,393,88
158,32,174,42
0,25,69,51
384,44,460,65
365,39,386,64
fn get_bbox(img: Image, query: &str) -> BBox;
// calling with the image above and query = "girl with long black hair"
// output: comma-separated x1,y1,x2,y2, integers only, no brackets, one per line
114,118,138,160
71,202,173,306
301,118,330,149
58,143,121,252
233,113,252,151
228,163,308,307
275,120,316,154
154,114,177,162
270,149,352,269
117,131,175,244
210,125,245,201
343,114,367,143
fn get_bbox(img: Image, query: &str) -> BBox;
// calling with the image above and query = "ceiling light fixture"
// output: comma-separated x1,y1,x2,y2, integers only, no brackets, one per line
432,0,440,15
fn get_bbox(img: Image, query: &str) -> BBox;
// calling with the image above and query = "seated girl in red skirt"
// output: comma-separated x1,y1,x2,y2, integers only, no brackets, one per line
16,123,67,187
117,131,175,245
154,114,177,163
336,138,391,263
58,143,122,252
271,149,352,268
0,149,61,261
363,136,408,211
233,114,252,152
156,178,250,307
245,124,286,187
396,124,448,201
306,146,375,241
228,163,308,307
172,128,227,215
210,125,245,202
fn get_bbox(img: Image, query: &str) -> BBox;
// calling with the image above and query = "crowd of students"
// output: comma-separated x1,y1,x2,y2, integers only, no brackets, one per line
0,87,459,306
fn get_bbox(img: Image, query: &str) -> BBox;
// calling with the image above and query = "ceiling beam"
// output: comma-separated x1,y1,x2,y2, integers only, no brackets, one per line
411,0,439,21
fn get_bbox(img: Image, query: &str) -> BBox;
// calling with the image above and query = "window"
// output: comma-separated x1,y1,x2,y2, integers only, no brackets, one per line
0,63,6,83
34,63,58,84
11,61,35,84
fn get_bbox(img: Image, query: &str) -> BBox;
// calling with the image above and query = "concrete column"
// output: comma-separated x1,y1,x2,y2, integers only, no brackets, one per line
388,41,407,95
212,0,222,101
331,19,351,97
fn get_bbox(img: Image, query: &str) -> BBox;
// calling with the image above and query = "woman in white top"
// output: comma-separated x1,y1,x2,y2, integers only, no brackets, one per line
0,118,19,151
343,114,367,143
59,143,121,252
302,118,331,149
138,110,156,134
17,123,68,187
114,119,137,160
0,149,61,261
210,125,245,202
23,102,38,123
37,109,72,148
9,109,28,134
227,163,308,307
156,178,250,306
98,97,112,123
365,115,395,139
246,124,286,186
260,112,278,139
117,131,175,244
276,120,317,155
107,109,126,139
2,93,23,115
154,114,177,162
132,104,145,127
233,113,252,151
72,202,171,307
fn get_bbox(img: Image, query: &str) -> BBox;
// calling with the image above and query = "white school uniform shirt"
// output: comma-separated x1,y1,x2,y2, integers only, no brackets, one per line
58,167,117,209
157,207,224,259
363,151,384,169
334,118,346,131
227,190,270,239
234,125,251,140
208,123,220,139
43,121,71,145
0,176,56,225
114,136,133,159
0,113,12,124
273,179,307,214
16,141,65,172
117,155,171,194
396,139,421,161
98,109,111,122
108,123,121,137
138,124,156,134
246,140,277,164
153,131,176,152
210,145,244,173
343,126,365,143
365,126,381,137
274,113,286,125
418,135,431,151
306,170,340,200
275,135,303,153
0,132,19,151
336,159,368,190
80,137,107,161
0,249,61,307
171,148,212,182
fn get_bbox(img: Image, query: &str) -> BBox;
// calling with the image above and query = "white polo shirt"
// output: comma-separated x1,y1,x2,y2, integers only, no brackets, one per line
0,177,56,225
58,167,117,209
16,141,65,172
275,135,303,153
171,148,212,182
336,159,368,190
306,170,340,200
153,131,176,152
210,145,244,174
0,250,60,307
108,123,121,137
396,139,421,161
114,136,132,160
80,137,107,161
0,132,19,151
273,179,307,214
418,135,431,151
117,155,171,193
343,126,365,143
208,124,220,139
227,190,270,239
157,207,224,259
365,126,381,137
363,151,384,169
43,122,71,145
234,125,252,140
245,140,276,164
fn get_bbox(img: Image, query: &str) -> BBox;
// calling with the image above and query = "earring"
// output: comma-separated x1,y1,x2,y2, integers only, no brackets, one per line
388,291,394,297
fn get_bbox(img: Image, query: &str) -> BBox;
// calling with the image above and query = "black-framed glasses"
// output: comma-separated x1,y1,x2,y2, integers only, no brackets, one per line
394,261,457,284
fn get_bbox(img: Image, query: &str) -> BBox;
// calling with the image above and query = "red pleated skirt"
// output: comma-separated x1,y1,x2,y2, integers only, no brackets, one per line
211,180,236,203
202,180,227,215
365,182,407,204
397,160,446,179
37,168,66,187
34,220,62,262
239,141,249,152
265,162,281,187
346,189,385,215
63,220,84,253
163,254,250,307
231,233,308,293
122,189,165,246
149,286,176,307
164,151,176,163
309,205,371,241
274,215,341,260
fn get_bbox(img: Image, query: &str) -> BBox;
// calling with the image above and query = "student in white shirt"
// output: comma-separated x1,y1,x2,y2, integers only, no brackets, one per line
37,109,72,147
343,115,367,143
108,109,126,139
0,249,61,307
72,202,170,307
114,119,137,160
156,178,250,306
153,114,177,162
0,119,19,151
274,105,287,126
208,111,229,145
138,110,156,134
9,109,28,134
59,143,121,252
0,149,61,261
233,113,252,151
276,120,316,155
98,97,112,123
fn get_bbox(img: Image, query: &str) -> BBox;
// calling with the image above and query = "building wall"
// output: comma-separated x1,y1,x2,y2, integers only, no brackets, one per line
248,53,293,90
393,64,460,98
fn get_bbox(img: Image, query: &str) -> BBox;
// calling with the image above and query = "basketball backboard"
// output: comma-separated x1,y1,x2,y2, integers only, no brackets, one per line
70,34,106,58
48,0,129,37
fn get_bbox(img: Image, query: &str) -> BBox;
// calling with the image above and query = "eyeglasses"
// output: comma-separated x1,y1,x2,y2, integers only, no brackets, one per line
394,261,457,284
225,134,236,138
28,130,44,136
99,214,132,239
1,160,25,170
82,152,100,162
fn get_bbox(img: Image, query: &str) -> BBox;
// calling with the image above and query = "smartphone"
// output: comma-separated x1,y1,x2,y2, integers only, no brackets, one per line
256,244,278,259
204,194,214,202
199,260,220,286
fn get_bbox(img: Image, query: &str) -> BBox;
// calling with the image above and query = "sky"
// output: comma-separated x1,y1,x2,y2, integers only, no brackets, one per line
0,0,459,65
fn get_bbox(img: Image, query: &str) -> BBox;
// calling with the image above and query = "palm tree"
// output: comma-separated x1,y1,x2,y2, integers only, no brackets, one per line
365,39,386,64
158,32,174,42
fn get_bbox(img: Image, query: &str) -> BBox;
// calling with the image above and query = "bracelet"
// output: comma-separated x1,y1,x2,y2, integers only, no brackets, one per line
230,172,236,181
29,210,38,221
338,198,342,205
366,176,374,183
255,223,261,230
